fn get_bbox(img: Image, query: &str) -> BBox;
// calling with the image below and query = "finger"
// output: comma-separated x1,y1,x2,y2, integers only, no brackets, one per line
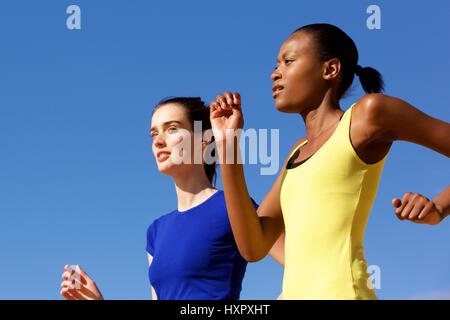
60,288,76,300
64,265,76,277
232,92,241,106
218,96,232,116
418,201,435,220
67,288,87,300
210,101,220,114
62,271,72,281
64,279,82,290
216,95,225,108
392,198,401,208
64,264,73,272
401,195,417,218
76,265,90,286
396,192,412,214
210,102,223,118
220,96,231,110
76,265,87,277
392,199,404,220
408,201,425,220
210,101,218,112
224,92,233,105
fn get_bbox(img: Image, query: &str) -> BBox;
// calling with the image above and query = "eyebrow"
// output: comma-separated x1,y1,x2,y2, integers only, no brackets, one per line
276,50,297,63
150,121,182,132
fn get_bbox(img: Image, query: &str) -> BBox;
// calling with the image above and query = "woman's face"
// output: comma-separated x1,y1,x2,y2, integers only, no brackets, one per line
150,103,194,175
271,31,327,114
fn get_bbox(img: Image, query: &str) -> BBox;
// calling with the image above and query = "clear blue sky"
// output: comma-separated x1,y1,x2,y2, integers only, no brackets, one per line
0,0,449,300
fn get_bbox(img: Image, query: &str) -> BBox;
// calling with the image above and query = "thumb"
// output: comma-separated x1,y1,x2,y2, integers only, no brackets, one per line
392,198,401,208
75,265,93,286
76,265,89,278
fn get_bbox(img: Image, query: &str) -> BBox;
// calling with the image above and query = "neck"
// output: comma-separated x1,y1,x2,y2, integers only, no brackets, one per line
172,165,216,212
300,91,343,142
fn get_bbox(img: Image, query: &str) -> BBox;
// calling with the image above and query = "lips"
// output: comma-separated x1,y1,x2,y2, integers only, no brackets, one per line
272,83,284,97
156,151,171,162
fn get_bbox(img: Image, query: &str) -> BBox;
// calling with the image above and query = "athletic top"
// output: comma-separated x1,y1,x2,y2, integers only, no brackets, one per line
280,103,389,299
146,190,258,300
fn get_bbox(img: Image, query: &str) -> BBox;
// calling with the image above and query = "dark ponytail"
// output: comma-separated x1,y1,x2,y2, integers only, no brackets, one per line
355,65,384,94
294,23,384,97
153,97,217,186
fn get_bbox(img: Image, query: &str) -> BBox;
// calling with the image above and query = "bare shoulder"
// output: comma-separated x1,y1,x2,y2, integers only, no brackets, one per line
352,93,450,158
350,94,394,162
352,94,395,143
353,93,390,126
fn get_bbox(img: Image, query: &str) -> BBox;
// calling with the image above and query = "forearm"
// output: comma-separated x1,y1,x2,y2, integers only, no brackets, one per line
217,137,269,262
433,185,450,220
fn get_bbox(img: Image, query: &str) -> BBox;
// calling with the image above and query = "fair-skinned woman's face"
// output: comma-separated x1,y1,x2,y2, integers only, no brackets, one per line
271,31,327,114
150,103,208,176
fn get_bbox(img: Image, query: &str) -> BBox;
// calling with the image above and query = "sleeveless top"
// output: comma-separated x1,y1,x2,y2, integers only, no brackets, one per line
280,104,389,299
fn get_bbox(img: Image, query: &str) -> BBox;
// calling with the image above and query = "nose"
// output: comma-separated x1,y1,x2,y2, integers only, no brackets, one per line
271,69,281,81
153,134,166,148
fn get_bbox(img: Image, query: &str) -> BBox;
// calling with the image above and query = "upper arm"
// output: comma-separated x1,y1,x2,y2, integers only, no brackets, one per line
147,253,157,300
359,93,450,157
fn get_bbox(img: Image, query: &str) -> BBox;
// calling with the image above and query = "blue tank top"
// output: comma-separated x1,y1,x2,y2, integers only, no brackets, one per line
146,190,258,300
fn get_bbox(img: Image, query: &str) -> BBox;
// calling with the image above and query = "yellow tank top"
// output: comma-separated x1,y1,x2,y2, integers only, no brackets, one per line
280,103,389,300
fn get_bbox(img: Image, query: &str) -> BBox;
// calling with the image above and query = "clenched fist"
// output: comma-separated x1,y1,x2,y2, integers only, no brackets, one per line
392,192,444,226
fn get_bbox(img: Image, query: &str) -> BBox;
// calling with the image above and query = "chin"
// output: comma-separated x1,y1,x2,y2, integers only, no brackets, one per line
156,161,175,175
274,99,299,114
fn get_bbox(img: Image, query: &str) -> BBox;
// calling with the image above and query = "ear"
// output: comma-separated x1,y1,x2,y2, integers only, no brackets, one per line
201,131,213,149
201,139,212,147
322,58,341,81
201,129,214,149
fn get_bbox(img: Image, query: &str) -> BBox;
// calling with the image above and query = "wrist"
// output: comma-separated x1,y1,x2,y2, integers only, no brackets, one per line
216,140,243,166
434,202,448,221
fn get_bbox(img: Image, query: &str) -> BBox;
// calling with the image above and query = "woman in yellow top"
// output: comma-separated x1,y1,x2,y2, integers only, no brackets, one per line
209,23,450,300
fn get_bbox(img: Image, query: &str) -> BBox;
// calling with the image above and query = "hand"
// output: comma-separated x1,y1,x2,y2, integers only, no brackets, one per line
392,192,444,226
60,265,104,300
210,92,243,142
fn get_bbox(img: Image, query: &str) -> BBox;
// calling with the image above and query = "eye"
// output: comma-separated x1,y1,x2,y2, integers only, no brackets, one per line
167,126,178,134
285,59,294,65
150,132,157,139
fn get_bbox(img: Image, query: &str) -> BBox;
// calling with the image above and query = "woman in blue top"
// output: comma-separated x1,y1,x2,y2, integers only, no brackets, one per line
60,97,259,300
146,97,261,300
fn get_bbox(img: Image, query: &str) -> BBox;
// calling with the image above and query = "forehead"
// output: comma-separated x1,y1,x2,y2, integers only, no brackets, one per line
278,31,315,57
151,103,188,127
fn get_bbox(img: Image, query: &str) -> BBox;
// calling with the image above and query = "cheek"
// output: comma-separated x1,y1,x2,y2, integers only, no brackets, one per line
287,64,321,96
165,133,184,147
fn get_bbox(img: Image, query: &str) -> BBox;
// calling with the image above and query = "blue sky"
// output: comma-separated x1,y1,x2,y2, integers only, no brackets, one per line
0,0,449,300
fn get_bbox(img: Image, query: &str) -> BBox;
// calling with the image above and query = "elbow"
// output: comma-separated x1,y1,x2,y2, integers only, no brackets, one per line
239,249,265,263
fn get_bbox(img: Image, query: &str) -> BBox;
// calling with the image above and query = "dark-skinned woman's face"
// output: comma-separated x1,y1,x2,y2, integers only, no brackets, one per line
271,31,327,114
